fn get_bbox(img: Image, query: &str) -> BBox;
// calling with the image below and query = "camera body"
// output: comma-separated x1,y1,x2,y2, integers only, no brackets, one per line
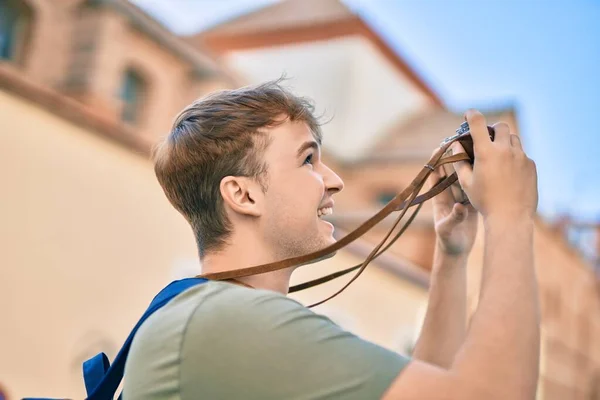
441,122,496,204
443,121,496,163
450,121,496,164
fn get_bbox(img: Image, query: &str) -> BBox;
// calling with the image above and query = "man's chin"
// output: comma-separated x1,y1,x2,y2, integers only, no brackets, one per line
296,249,337,267
319,218,335,232
314,235,338,260
292,231,338,266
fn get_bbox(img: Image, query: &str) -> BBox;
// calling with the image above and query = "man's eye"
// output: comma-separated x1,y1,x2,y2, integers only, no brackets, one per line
303,153,313,165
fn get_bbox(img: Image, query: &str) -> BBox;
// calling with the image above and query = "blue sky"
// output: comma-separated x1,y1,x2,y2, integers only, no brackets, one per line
133,0,600,222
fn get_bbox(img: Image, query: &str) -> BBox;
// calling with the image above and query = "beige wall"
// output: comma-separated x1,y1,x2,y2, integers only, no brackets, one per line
0,89,199,399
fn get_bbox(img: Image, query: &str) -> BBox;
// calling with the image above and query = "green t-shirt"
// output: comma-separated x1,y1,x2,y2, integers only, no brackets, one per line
123,280,409,399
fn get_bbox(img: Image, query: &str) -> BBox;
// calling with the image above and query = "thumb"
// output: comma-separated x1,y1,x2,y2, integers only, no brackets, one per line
450,203,468,223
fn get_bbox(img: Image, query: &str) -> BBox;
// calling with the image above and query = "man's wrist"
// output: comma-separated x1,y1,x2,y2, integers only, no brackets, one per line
483,213,534,232
434,242,469,273
435,241,470,260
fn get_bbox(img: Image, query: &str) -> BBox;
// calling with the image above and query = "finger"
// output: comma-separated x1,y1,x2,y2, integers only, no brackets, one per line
429,149,456,201
441,203,468,230
453,159,472,190
450,141,467,157
492,122,511,148
432,176,456,210
427,160,455,217
427,163,443,188
464,202,478,215
450,203,468,223
428,148,442,185
464,109,492,153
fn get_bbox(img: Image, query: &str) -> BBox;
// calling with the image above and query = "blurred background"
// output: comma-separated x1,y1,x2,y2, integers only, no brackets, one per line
0,0,598,398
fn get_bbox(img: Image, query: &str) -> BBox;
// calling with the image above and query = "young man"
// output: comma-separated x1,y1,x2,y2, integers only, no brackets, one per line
123,81,540,399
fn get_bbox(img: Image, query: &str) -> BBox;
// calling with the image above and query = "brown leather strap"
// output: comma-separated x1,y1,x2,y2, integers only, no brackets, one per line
197,130,482,307
198,155,467,279
306,159,432,307
289,188,427,293
303,155,471,307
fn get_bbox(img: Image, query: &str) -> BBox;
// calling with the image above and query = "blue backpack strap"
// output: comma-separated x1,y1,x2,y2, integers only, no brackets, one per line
83,352,110,395
83,277,208,400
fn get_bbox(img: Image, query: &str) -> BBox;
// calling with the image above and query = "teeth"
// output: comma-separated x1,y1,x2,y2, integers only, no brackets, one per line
317,207,333,217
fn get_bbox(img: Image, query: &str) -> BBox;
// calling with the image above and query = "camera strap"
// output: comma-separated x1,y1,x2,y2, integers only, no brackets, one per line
198,123,494,307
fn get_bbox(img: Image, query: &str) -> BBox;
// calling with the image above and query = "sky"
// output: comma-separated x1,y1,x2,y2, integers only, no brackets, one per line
132,0,600,222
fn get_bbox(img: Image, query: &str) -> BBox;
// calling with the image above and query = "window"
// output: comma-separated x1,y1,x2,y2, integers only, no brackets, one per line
0,0,31,63
119,69,146,125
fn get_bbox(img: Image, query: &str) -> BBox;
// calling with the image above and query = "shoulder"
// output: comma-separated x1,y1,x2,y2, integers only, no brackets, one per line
177,281,325,348
188,281,317,324
126,280,410,399
183,280,343,340
178,282,409,399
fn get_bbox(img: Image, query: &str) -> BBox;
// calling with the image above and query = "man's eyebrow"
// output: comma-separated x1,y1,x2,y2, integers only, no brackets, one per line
296,141,320,158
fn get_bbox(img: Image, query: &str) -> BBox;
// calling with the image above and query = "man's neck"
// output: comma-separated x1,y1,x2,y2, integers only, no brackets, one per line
201,248,295,295
231,269,295,294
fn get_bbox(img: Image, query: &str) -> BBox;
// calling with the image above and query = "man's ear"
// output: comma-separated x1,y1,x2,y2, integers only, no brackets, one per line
220,176,263,217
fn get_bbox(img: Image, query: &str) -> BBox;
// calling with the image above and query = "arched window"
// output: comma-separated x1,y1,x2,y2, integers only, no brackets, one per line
119,68,147,125
0,0,32,64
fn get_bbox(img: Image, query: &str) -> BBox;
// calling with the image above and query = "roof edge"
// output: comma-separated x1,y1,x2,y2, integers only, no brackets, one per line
195,14,443,107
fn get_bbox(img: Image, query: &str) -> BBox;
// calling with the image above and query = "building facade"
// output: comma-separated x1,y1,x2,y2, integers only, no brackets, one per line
1,0,598,399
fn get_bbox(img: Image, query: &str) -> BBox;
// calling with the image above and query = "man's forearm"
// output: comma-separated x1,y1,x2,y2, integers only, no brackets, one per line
452,216,540,398
412,243,467,368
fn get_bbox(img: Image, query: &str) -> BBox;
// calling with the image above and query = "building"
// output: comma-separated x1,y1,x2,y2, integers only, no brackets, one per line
1,0,598,398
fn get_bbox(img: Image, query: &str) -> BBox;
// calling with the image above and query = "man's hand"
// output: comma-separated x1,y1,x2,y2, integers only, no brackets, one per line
453,110,538,222
429,149,478,257
383,110,540,400
411,149,476,368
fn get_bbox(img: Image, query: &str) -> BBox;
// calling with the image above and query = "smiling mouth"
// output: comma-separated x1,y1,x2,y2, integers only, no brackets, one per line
317,205,334,233
317,207,333,218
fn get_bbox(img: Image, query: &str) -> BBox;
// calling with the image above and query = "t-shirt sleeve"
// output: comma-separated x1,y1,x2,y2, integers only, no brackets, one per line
179,284,410,400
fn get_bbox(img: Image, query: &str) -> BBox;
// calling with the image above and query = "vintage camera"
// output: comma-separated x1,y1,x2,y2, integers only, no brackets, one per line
442,121,496,163
441,122,496,204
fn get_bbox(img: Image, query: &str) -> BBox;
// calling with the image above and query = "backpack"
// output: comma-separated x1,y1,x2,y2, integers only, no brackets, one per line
24,277,208,400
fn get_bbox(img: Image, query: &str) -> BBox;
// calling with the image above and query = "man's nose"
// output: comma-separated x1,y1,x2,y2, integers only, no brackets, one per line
323,165,344,194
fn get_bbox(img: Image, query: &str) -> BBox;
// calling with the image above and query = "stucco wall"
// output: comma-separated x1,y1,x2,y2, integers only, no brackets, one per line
0,88,199,399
